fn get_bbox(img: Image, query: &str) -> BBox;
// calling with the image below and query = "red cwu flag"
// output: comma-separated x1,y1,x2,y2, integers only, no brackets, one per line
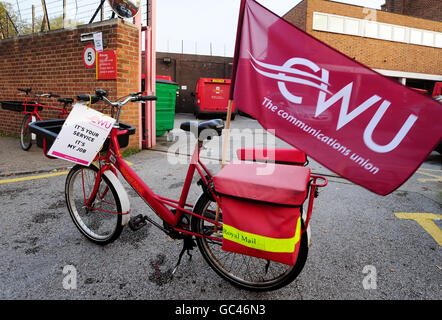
230,0,442,196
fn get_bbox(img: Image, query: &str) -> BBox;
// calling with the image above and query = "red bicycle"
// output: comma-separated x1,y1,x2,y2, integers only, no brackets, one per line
30,90,327,291
0,88,72,150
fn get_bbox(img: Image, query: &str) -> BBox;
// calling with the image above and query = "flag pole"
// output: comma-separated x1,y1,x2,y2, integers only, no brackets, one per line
221,100,233,168
221,0,247,168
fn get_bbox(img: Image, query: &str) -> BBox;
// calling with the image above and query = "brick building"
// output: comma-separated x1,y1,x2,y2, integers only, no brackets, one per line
284,0,442,92
381,0,442,22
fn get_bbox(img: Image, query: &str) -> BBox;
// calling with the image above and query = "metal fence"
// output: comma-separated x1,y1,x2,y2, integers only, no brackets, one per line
0,0,149,38
1,1,233,57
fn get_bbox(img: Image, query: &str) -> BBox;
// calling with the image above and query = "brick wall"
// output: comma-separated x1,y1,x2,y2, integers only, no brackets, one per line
283,0,308,31
115,21,141,149
382,0,442,22
382,0,406,14
0,19,140,149
284,0,442,76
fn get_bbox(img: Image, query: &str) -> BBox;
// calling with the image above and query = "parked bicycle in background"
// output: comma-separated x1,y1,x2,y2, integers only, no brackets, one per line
0,88,73,150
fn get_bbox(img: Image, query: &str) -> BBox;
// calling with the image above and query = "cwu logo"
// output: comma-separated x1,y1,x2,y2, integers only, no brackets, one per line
249,52,418,154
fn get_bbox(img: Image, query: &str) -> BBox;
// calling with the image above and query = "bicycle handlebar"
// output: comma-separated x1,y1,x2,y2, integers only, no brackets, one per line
132,95,158,102
37,93,60,98
76,91,157,122
77,91,157,105
17,88,60,99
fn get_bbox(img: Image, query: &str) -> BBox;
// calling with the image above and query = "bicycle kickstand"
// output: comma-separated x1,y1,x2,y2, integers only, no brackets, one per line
172,237,196,275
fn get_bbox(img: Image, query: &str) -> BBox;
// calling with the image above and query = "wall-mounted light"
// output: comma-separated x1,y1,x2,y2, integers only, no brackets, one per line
163,57,172,64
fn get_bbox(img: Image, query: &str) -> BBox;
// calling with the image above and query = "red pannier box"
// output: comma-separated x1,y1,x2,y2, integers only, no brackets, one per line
236,147,307,166
213,161,311,266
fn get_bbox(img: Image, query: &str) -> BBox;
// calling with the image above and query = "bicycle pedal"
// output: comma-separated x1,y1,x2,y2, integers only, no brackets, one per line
129,214,148,231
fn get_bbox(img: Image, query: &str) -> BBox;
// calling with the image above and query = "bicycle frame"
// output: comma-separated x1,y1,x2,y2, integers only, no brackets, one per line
21,96,70,148
84,123,326,241
88,125,222,239
22,96,70,121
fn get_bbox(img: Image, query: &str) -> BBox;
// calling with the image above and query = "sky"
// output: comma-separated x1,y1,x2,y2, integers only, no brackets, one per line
155,0,386,56
4,1,386,56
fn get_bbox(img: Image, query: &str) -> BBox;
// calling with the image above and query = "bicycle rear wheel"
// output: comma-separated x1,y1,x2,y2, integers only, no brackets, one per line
191,193,309,291
20,114,32,151
65,165,123,245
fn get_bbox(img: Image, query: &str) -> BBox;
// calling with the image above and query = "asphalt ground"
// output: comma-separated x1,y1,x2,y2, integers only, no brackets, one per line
0,113,440,302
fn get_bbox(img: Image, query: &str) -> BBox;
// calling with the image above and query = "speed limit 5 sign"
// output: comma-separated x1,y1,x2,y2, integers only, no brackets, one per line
83,45,96,69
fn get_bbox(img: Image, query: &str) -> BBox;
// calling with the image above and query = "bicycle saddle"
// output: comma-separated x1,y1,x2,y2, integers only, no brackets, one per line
18,88,32,95
180,119,224,140
58,98,74,104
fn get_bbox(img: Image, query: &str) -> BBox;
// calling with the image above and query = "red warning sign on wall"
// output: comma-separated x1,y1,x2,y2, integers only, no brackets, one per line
96,50,117,80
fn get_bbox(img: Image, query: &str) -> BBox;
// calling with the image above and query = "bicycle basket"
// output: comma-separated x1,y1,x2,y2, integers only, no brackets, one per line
28,119,63,149
1,101,41,112
101,122,136,151
28,119,136,151
213,160,311,266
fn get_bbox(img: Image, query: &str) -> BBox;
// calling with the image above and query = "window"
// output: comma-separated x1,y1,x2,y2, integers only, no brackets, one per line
313,13,328,31
378,24,392,41
422,32,434,47
311,12,441,49
435,34,442,48
365,21,378,38
392,26,406,42
328,16,344,33
344,18,359,36
409,29,422,45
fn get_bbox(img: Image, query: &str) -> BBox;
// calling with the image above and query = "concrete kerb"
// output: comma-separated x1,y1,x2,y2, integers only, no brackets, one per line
0,135,72,177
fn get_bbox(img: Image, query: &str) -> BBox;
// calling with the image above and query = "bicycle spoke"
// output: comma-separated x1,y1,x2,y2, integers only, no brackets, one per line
66,166,122,244
264,260,270,275
192,194,306,291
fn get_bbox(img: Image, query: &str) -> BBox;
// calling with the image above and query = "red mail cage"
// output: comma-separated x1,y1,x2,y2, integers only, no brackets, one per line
194,78,236,119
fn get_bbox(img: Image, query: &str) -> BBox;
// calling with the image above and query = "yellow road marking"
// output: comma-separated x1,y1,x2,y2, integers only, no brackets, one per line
0,171,68,185
394,212,442,246
416,170,442,183
0,160,133,185
418,168,442,173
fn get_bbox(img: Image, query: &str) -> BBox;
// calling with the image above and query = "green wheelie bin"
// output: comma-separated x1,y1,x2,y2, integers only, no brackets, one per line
155,78,179,136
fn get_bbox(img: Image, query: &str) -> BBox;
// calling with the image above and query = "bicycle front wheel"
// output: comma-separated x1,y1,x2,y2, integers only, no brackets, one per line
191,193,309,291
65,165,123,245
20,114,32,151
